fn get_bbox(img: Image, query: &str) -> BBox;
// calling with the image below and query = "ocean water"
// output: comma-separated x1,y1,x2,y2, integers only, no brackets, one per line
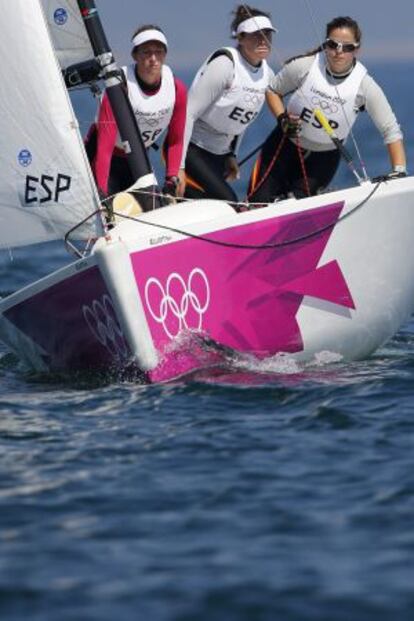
0,62,413,620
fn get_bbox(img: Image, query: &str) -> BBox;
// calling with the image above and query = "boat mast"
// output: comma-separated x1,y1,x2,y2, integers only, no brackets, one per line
76,0,160,210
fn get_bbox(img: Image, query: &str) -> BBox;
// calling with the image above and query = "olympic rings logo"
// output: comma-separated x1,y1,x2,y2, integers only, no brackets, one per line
311,96,338,114
142,118,160,128
83,295,129,361
244,93,263,106
134,112,159,128
144,268,210,339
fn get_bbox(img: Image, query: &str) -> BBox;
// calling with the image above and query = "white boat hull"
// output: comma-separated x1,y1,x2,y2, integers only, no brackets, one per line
0,177,413,381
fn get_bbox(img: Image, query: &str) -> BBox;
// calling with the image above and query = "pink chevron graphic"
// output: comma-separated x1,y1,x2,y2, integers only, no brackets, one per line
278,260,355,308
134,200,352,361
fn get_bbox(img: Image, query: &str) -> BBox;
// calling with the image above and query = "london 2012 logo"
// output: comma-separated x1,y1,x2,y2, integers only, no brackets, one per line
54,8,68,26
144,268,210,339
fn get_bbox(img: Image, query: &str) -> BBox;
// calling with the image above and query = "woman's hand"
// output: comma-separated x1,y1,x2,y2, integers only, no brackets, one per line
176,169,186,197
224,155,240,181
278,111,301,137
163,169,186,198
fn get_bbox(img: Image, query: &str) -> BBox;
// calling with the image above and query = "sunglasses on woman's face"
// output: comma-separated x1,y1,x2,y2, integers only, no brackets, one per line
324,38,359,53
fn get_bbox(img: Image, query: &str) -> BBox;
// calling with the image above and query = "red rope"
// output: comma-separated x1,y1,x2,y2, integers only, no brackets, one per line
246,133,286,201
246,132,312,203
295,135,311,197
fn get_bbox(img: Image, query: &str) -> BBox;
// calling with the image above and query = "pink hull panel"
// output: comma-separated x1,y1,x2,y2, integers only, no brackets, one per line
132,202,354,368
4,267,130,371
2,201,355,381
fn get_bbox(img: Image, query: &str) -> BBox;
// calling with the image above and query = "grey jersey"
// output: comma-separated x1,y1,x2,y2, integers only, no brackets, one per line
269,55,403,152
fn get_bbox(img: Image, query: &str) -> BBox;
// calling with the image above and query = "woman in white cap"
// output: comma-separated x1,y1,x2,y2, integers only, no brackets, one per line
88,25,187,198
182,4,275,203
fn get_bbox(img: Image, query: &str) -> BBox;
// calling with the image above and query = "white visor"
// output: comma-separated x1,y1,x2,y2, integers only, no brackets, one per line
132,30,168,50
235,15,276,35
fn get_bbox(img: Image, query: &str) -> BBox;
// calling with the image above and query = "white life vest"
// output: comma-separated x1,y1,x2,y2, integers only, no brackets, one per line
287,53,367,147
116,63,175,149
193,47,271,153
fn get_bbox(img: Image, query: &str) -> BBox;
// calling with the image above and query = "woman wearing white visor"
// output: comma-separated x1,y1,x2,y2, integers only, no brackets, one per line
182,4,275,203
87,25,187,198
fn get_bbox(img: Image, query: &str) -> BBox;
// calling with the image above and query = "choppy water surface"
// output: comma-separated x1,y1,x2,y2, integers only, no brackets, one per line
0,62,413,620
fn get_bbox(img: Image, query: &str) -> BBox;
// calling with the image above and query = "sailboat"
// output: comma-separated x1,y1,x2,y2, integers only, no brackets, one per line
0,0,413,383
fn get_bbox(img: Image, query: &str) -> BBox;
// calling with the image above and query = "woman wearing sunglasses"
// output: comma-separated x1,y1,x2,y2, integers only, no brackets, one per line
248,16,406,202
182,4,276,203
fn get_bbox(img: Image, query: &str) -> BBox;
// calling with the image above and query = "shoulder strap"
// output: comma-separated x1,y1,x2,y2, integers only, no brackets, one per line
207,48,235,65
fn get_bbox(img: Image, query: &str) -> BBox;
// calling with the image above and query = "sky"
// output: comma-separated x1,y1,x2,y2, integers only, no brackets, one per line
95,0,414,71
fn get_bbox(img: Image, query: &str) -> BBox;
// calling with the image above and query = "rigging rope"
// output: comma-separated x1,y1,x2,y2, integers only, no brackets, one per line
246,134,287,201
110,181,382,251
295,135,311,197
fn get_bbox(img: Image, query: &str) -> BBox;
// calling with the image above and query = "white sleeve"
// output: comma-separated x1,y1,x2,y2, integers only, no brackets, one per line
181,55,234,166
358,74,403,144
269,56,314,95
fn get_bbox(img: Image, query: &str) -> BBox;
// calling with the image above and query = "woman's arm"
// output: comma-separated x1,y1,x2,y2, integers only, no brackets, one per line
181,54,234,167
164,77,187,195
265,89,285,117
362,74,406,170
387,140,406,171
93,93,118,195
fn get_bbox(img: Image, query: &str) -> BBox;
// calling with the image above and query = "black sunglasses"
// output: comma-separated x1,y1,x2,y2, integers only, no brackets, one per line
324,38,359,53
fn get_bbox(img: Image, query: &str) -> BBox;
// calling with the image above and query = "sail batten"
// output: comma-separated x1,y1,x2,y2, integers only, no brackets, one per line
0,0,103,248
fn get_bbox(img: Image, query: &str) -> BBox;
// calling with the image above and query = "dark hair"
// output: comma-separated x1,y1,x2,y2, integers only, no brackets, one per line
230,4,271,37
326,16,361,43
285,15,361,64
131,24,166,53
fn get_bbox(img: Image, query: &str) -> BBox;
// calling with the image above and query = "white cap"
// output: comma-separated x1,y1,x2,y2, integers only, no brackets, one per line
235,15,276,35
132,29,168,50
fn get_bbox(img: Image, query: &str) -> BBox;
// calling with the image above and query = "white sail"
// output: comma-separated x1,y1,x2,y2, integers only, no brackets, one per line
0,0,104,248
40,0,95,69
